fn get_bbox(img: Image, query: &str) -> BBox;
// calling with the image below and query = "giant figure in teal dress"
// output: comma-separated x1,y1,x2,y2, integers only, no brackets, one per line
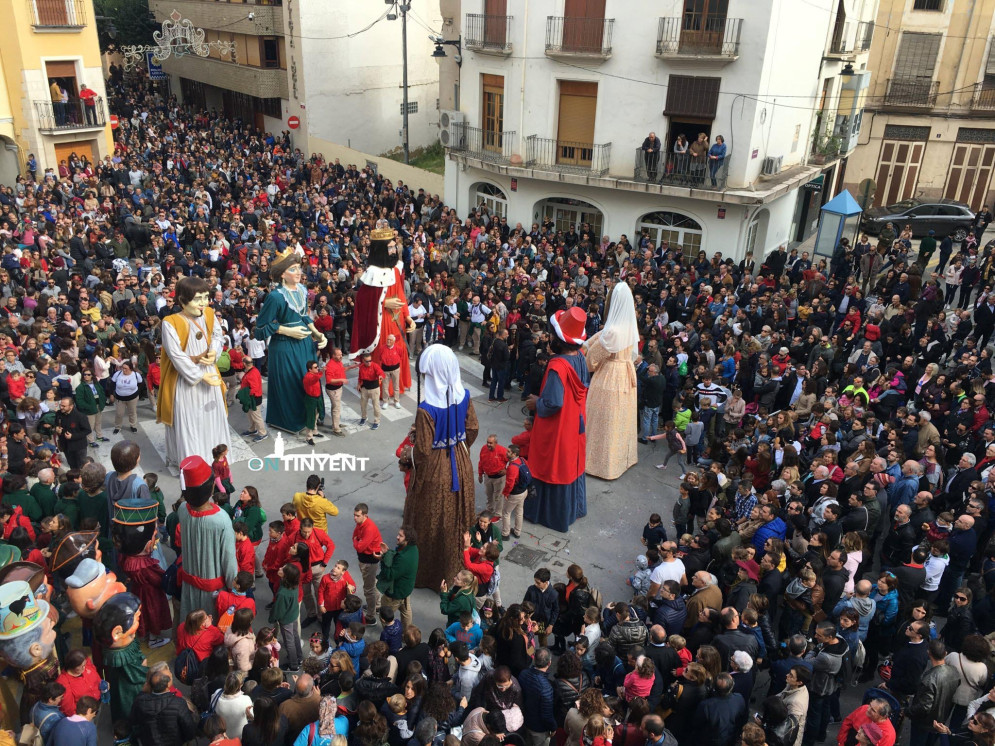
253,249,328,433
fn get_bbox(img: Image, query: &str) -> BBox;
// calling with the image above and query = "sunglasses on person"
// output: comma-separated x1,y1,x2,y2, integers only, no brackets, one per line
955,594,969,602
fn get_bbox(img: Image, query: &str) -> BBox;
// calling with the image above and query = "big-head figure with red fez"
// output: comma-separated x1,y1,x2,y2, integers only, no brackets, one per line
524,306,591,533
177,455,237,621
350,221,415,396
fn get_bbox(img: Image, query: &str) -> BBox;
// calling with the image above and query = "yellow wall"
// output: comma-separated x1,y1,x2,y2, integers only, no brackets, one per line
0,0,112,173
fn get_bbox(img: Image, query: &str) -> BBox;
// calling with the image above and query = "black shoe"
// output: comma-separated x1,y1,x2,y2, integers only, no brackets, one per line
482,380,491,386
497,398,508,403
301,616,319,628
638,438,649,444
130,427,137,433
265,601,275,610
306,438,315,446
241,430,256,436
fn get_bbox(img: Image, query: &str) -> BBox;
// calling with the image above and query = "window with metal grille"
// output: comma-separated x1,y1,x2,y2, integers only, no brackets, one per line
664,75,720,118
882,124,930,140
893,32,941,80
913,0,943,9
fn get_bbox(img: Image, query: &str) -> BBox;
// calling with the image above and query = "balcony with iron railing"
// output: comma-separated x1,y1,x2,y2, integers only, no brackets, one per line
34,98,106,131
29,0,86,28
883,78,939,108
828,22,852,55
633,149,729,190
656,14,741,60
545,16,614,59
465,14,513,55
972,83,995,110
525,135,611,176
856,21,874,51
448,123,517,164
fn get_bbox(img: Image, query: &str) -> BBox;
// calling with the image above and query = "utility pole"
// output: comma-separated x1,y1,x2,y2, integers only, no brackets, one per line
401,2,410,164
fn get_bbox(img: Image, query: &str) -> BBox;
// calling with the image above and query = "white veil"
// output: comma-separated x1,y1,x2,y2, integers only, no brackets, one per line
419,343,466,408
599,282,640,355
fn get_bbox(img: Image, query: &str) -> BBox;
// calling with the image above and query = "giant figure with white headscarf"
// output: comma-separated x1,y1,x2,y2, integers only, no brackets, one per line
584,283,640,479
404,343,479,588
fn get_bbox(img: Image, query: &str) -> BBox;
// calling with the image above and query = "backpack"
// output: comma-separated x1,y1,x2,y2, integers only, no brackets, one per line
174,647,202,686
216,350,231,373
487,565,501,596
18,711,58,746
512,459,532,494
200,688,223,723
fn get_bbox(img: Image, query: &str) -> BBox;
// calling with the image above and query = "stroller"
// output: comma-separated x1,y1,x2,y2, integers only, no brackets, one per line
861,687,904,733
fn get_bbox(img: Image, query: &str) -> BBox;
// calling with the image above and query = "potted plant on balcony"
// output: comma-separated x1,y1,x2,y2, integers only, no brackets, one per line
811,132,842,166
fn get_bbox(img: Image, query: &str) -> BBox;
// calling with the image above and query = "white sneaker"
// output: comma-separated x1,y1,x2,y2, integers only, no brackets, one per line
149,636,171,649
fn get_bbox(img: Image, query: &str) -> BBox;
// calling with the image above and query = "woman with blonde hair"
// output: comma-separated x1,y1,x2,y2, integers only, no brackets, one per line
439,569,477,625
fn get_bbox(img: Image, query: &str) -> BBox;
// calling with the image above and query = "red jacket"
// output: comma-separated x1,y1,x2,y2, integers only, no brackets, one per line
263,534,291,575
303,370,323,398
463,547,495,586
317,570,356,612
478,444,508,477
235,536,255,574
56,659,101,716
2,506,34,542
510,430,531,460
297,527,334,566
837,705,896,746
503,458,527,497
240,367,263,398
176,623,225,661
352,517,382,559
215,589,256,621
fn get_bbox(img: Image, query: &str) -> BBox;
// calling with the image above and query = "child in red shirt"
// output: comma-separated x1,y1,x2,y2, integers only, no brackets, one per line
216,571,257,631
317,560,356,644
176,609,225,661
262,520,291,598
510,416,533,460
281,504,299,542
147,356,161,407
212,443,234,503
233,521,256,577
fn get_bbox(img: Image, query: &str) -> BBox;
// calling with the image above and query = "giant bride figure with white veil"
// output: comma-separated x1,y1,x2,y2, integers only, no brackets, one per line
585,282,640,480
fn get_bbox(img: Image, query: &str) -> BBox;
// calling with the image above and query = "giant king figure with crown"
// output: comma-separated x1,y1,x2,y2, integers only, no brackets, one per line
351,223,415,396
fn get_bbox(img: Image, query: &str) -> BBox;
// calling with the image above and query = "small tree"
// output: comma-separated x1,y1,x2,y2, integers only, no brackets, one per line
94,0,157,54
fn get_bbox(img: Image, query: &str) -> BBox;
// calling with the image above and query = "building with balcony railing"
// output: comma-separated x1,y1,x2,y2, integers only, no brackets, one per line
465,14,513,55
440,0,867,258
845,0,995,211
0,0,112,177
153,1,442,154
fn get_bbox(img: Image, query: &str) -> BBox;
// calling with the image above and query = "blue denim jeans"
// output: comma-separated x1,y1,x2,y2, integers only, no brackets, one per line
640,406,659,440
489,369,506,400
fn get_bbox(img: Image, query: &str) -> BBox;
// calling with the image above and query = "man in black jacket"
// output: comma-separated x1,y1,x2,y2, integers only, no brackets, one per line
881,504,917,571
130,667,198,746
487,328,511,402
55,397,92,471
887,620,930,699
713,607,760,670
696,673,748,746
518,648,556,746
639,363,666,444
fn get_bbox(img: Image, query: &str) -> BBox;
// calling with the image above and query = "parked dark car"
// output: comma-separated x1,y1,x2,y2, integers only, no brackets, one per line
860,198,975,241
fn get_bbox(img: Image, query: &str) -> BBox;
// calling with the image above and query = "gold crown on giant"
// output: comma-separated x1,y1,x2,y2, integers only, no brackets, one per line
371,227,395,241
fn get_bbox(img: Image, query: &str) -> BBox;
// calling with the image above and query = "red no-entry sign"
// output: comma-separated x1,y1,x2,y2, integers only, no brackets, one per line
109,114,119,129
288,116,300,129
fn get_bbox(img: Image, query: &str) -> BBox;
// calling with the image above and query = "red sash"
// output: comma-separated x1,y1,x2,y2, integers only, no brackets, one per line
178,568,225,592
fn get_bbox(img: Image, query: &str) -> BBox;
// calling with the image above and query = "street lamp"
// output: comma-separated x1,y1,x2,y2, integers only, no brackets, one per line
431,36,462,67
388,2,411,164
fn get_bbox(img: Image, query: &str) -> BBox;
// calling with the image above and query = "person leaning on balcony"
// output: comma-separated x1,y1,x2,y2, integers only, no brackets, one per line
49,79,64,126
78,84,98,126
689,132,709,185
708,136,727,187
672,134,689,178
642,132,661,180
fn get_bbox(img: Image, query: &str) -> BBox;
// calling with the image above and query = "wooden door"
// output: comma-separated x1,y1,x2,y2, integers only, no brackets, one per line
563,0,606,53
875,139,925,206
681,0,728,54
55,140,94,166
556,81,597,166
482,74,504,152
945,143,995,210
34,0,68,25
483,0,507,47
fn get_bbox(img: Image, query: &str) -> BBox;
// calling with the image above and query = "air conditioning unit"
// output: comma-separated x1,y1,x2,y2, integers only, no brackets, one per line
761,155,783,176
439,110,466,149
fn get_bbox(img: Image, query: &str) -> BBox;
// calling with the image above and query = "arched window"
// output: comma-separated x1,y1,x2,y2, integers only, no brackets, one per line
472,182,508,219
534,197,604,239
636,211,704,255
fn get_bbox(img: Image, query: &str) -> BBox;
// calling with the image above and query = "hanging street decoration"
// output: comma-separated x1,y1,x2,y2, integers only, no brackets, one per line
120,10,238,72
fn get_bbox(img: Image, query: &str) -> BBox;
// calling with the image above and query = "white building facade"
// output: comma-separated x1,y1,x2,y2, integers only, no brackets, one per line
441,0,877,260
